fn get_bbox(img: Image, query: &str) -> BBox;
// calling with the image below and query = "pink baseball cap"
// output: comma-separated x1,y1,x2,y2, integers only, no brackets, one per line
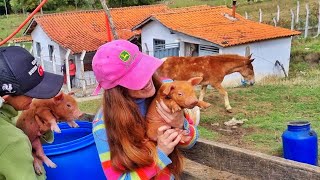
92,39,163,95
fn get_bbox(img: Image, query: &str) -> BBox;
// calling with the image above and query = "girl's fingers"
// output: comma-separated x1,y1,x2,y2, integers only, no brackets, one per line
158,100,171,113
157,125,171,136
172,134,182,146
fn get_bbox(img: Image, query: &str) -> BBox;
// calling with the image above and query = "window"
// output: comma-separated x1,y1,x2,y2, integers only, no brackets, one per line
48,45,54,61
153,39,165,51
199,45,219,56
36,42,41,57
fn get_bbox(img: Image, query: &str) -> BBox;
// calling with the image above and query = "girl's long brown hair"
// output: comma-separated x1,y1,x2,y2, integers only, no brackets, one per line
102,86,156,171
102,74,183,178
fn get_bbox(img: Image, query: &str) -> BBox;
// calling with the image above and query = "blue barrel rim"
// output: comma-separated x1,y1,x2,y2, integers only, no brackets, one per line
43,121,94,156
288,120,310,126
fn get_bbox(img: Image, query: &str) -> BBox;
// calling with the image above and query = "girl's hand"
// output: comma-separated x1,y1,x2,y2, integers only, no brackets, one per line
156,100,184,129
156,125,182,155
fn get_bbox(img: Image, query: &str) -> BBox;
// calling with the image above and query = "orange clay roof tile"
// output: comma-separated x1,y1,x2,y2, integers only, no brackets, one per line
10,36,33,43
150,6,301,47
29,4,167,54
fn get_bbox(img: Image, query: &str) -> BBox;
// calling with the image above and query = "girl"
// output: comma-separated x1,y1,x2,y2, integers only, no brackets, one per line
92,40,199,179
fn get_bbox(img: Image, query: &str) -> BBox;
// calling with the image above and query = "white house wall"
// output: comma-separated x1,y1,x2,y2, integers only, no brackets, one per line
221,37,292,86
141,21,218,57
31,25,97,87
31,25,65,75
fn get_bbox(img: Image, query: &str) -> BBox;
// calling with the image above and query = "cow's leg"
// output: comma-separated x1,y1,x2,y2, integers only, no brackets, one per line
199,85,207,101
213,83,232,112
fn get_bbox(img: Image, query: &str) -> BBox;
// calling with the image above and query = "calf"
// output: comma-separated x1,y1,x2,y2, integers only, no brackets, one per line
16,92,83,174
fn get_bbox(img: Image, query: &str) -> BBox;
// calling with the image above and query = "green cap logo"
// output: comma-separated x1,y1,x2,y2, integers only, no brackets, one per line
119,51,131,62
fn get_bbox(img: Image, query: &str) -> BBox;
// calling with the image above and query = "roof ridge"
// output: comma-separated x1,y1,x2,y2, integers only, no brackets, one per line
35,4,168,18
110,4,167,10
155,5,227,16
35,9,103,18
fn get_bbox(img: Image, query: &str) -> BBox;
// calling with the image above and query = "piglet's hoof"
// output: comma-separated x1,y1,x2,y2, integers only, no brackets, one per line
33,161,43,175
51,124,61,133
67,121,79,128
44,159,57,168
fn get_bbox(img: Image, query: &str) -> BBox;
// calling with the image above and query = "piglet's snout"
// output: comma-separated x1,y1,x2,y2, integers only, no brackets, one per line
187,97,199,107
74,110,84,118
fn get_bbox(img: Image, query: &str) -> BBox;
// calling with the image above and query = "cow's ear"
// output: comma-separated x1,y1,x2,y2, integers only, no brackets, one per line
188,77,203,86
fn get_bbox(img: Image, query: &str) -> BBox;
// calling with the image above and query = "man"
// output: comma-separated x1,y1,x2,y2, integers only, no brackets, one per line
0,46,63,180
69,59,76,88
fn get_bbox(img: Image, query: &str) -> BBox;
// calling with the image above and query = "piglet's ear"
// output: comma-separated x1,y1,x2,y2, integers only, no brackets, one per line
188,77,203,86
162,84,175,95
53,92,64,104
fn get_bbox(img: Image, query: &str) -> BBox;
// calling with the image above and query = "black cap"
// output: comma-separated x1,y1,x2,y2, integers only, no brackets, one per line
0,46,63,99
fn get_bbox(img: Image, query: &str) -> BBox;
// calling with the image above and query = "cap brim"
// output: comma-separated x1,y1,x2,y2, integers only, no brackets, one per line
118,54,163,90
24,72,63,99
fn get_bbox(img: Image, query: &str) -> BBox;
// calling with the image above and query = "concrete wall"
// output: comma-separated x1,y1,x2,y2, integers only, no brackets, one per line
182,139,320,180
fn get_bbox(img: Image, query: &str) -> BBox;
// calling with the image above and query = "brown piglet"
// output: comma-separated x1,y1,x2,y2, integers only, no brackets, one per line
146,77,211,142
16,92,83,174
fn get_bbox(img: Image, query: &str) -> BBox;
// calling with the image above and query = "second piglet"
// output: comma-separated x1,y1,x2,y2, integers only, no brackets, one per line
16,92,83,174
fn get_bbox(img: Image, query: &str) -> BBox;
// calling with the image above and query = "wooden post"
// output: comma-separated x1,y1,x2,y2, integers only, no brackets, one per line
3,0,8,18
65,49,71,92
245,11,248,19
305,4,309,38
316,1,320,37
290,9,295,30
277,5,280,22
52,49,56,74
296,1,300,24
80,50,86,96
273,17,277,27
39,0,43,15
245,46,251,57
144,43,150,55
259,8,263,23
99,0,119,40
40,50,45,71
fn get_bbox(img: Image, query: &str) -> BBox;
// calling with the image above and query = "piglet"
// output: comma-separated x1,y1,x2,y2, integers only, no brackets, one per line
146,77,211,142
16,92,83,174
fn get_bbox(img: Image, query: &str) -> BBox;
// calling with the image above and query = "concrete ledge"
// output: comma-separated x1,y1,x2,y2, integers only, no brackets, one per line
181,139,320,180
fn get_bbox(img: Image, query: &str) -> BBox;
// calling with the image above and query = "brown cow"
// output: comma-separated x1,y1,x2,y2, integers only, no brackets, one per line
157,54,255,112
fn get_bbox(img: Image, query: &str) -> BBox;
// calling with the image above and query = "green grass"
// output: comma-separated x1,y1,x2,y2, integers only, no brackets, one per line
78,99,101,114
198,69,320,157
0,14,28,40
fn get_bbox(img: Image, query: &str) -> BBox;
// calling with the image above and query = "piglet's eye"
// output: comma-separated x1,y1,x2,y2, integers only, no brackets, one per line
67,104,71,107
178,92,183,96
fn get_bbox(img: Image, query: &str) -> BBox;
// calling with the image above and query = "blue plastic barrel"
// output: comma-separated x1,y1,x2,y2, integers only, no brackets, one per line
43,121,106,180
282,120,318,165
